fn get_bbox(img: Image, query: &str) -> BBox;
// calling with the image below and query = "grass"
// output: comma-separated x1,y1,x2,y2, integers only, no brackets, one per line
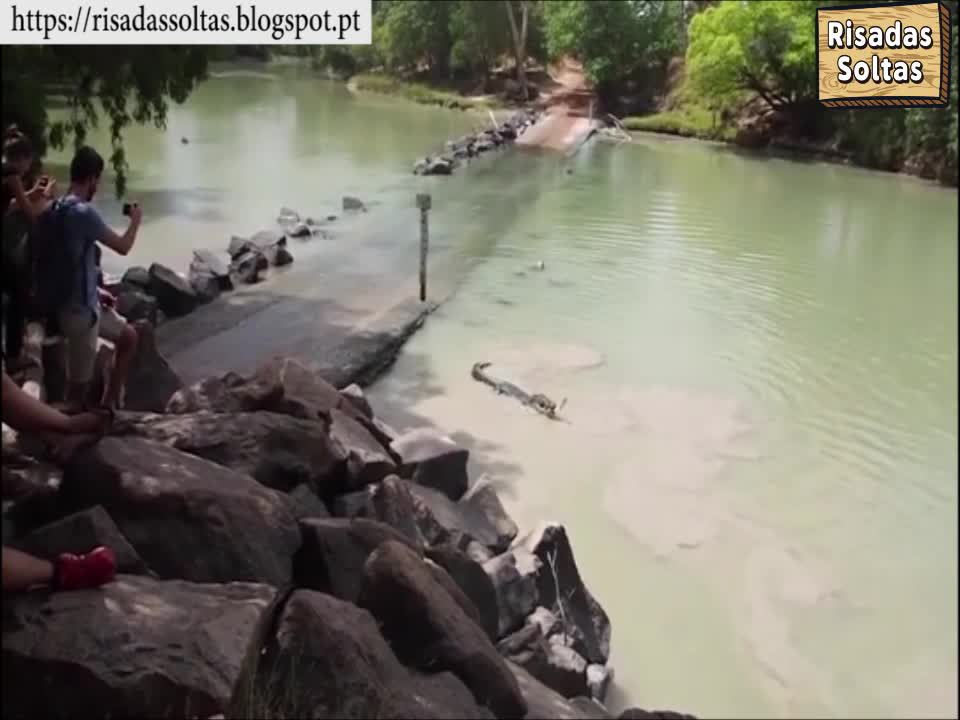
348,73,500,111
624,104,737,142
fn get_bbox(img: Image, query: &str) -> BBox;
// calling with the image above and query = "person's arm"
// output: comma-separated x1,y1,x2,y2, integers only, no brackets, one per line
3,175,42,223
1,373,107,435
96,203,142,256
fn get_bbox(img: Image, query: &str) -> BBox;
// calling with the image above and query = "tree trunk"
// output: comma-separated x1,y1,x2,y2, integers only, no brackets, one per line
504,0,529,101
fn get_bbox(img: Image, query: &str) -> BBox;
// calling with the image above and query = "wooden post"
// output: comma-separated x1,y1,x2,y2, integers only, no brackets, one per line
416,193,431,302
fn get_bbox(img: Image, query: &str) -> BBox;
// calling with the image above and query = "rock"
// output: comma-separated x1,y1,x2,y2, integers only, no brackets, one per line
62,437,300,585
528,606,563,638
618,710,698,720
499,125,518,140
427,542,499,641
483,550,541,638
330,408,396,489
192,249,233,290
11,505,150,576
288,483,330,520
121,265,150,288
331,475,423,545
342,195,366,212
510,663,610,720
1,455,60,501
294,517,419,603
268,245,294,266
113,410,347,494
425,556,488,633
2,575,276,720
521,522,611,664
277,206,300,223
254,356,342,420
256,589,493,719
166,371,284,415
358,540,526,718
424,157,454,176
391,427,469,500
497,624,589,699
413,157,430,175
571,697,614,719
189,269,221,304
476,138,496,153
462,476,519,550
124,321,183,413
147,263,199,317
587,664,613,703
250,229,285,249
339,383,372,418
115,287,158,325
407,483,515,554
231,250,268,284
227,235,253,259
286,222,311,238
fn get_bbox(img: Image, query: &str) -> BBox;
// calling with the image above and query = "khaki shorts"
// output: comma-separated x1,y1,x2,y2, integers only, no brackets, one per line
58,307,128,385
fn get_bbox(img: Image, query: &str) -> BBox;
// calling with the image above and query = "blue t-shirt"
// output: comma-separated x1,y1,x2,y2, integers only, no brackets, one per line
61,194,109,314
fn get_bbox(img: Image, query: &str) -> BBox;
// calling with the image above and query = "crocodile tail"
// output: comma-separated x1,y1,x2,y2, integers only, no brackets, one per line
471,361,491,379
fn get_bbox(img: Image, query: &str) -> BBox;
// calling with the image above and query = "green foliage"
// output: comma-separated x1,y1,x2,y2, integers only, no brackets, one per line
349,73,498,110
449,1,511,76
2,46,209,195
686,0,817,114
544,0,682,93
624,105,735,141
374,0,453,76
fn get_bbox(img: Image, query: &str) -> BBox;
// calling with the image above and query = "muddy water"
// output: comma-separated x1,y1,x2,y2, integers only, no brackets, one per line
369,136,958,718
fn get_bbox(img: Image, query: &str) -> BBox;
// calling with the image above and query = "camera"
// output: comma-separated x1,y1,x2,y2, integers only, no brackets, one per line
122,202,138,217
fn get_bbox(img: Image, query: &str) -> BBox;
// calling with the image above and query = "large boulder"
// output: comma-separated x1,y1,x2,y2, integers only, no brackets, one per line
147,263,199,317
330,475,423,545
121,265,150,288
189,268,222,304
231,250,268,285
165,371,285,415
497,624,589,699
192,249,233,290
358,540,527,719
253,356,344,420
520,523,611,664
342,196,366,212
61,437,300,586
253,589,493,719
407,482,516,554
462,476,519,549
426,542,500,641
510,663,611,720
11,505,150,576
330,408,396,489
124,321,183,413
112,410,347,494
587,664,614,704
2,575,276,719
483,550,542,638
391,427,469,500
288,484,331,520
339,383,372,418
294,517,419,604
115,287,158,325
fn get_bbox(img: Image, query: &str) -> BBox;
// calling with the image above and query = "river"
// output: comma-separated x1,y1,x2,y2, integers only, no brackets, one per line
50,66,958,719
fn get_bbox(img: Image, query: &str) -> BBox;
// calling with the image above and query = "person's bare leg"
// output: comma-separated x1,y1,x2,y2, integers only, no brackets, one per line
102,324,136,410
2,546,53,591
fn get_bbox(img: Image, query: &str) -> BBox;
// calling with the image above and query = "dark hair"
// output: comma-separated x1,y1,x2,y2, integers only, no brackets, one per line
70,145,105,183
3,125,33,162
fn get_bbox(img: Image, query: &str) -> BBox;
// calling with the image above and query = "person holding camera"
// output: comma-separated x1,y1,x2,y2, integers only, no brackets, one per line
48,146,142,410
2,127,57,365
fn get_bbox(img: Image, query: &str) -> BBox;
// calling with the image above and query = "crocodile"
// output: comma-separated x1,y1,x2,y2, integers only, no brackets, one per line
471,361,566,420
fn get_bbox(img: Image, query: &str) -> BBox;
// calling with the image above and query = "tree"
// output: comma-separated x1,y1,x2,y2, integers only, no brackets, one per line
544,0,682,100
685,0,817,117
449,1,512,80
2,46,209,195
374,0,453,77
504,0,533,99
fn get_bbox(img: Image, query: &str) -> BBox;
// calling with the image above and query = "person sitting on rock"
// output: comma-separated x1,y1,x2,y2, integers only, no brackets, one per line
1,371,116,592
49,145,141,410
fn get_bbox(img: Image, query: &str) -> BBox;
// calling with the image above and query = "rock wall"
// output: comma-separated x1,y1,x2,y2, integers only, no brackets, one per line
2,354,695,720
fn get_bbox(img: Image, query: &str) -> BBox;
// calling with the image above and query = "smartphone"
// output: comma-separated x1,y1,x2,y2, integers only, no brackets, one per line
122,202,137,217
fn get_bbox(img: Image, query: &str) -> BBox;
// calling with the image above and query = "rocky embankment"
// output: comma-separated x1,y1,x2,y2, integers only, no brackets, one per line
413,110,541,176
104,200,367,331
2,350,696,720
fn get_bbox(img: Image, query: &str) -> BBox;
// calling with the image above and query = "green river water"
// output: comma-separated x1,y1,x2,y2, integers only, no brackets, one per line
50,66,958,719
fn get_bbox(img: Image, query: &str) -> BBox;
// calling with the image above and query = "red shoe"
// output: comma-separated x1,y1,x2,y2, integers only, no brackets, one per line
54,546,117,591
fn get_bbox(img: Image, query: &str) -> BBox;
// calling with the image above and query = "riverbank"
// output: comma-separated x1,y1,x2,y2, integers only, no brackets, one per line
348,73,505,112
2,339,696,720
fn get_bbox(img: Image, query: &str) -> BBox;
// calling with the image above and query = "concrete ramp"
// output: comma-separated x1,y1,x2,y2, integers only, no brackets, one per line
515,109,600,153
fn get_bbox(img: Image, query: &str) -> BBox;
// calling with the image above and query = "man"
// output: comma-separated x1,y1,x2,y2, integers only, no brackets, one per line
2,371,116,592
57,146,142,410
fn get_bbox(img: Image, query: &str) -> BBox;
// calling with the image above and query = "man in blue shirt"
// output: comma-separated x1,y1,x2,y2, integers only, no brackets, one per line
58,146,142,409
